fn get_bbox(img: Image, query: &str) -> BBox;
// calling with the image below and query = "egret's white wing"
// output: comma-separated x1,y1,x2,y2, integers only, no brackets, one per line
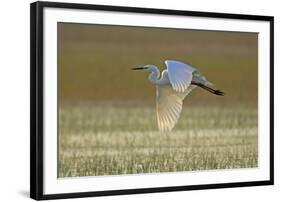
165,60,196,92
156,85,195,131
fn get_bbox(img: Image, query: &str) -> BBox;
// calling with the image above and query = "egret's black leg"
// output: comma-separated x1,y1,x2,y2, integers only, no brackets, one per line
191,82,225,96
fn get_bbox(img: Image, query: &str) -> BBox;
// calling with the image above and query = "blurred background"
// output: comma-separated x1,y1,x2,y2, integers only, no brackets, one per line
58,23,258,108
58,23,258,177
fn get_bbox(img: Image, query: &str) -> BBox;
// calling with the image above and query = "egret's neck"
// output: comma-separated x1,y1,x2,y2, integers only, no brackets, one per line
148,67,160,84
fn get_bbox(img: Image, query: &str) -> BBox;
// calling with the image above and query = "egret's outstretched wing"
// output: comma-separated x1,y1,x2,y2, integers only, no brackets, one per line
165,60,197,92
156,85,195,131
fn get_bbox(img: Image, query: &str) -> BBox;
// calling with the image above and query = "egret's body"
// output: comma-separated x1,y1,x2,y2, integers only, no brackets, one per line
132,60,224,131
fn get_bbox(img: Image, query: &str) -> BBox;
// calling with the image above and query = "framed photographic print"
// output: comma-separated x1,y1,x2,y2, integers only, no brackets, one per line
30,1,274,200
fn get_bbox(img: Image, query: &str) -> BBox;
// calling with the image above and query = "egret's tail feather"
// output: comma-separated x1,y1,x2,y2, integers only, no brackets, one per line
192,82,225,96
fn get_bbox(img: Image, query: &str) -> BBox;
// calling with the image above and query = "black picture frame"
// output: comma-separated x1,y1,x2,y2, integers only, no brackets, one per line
30,1,274,200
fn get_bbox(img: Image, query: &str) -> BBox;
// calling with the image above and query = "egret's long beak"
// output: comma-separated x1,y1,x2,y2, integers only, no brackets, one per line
131,67,147,70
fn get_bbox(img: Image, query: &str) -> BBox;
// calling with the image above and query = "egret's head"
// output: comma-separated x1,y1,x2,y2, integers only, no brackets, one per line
131,65,158,72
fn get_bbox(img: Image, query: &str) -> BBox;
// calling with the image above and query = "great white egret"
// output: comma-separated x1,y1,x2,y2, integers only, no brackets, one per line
132,60,225,131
